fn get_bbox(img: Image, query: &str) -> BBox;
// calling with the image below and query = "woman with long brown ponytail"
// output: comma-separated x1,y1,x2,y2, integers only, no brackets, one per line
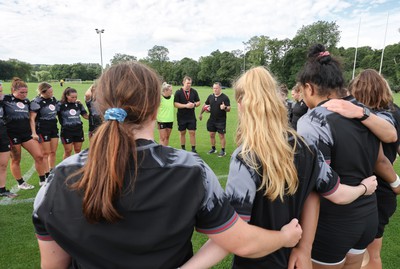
32,62,303,269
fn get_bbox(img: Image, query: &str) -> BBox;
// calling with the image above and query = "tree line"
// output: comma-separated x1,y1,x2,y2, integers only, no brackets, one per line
1,21,399,90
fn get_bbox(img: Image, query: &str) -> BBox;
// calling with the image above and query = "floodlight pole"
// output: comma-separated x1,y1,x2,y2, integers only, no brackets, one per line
95,28,105,73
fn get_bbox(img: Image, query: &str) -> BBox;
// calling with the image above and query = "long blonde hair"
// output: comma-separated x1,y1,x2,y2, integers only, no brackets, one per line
234,66,300,201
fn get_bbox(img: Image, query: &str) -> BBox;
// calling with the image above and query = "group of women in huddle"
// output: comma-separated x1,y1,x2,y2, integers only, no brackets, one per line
30,43,400,269
0,79,101,196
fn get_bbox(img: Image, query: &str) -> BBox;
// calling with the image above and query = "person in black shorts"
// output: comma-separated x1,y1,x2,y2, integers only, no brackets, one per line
290,83,308,130
156,82,174,146
58,87,88,159
0,81,17,197
3,77,46,190
328,69,400,269
199,82,230,157
30,82,59,185
174,76,200,152
296,44,397,269
85,83,102,139
183,66,377,269
32,62,303,269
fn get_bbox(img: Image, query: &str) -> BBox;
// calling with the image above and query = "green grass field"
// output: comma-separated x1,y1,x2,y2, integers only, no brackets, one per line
0,82,399,268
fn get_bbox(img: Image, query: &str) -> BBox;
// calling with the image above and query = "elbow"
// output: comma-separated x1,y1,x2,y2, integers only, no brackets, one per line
388,132,397,143
382,129,397,143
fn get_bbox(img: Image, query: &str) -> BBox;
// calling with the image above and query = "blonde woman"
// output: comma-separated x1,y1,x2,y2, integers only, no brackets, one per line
30,82,59,184
182,66,377,269
157,82,174,146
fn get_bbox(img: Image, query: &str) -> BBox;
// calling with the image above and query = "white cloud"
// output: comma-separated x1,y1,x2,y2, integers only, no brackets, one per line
0,0,399,65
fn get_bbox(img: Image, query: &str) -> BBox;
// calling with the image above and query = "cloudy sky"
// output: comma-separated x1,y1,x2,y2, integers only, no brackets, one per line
1,0,399,66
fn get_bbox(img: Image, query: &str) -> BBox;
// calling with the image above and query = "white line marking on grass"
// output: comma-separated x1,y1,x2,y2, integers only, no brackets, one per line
217,175,228,180
0,198,35,206
0,165,36,205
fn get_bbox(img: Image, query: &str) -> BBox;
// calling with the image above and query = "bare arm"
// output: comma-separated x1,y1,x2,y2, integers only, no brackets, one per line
180,239,229,269
181,217,302,269
38,240,71,269
199,104,207,121
288,191,319,269
29,112,39,141
324,175,377,205
322,99,397,143
374,143,400,194
208,217,301,258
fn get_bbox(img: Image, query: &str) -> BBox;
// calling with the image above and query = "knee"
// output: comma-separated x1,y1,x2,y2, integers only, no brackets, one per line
34,152,44,161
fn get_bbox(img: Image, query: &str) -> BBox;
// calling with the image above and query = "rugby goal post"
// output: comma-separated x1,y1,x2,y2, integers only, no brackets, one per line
65,78,82,84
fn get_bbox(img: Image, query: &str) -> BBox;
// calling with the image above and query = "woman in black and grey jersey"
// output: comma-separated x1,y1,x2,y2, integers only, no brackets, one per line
331,69,400,269
0,81,16,197
30,82,59,185
3,77,46,189
296,44,397,269
58,87,88,159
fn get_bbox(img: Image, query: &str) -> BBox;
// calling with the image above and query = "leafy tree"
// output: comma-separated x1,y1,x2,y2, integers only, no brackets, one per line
145,45,170,81
173,57,200,85
50,64,71,81
244,35,269,67
110,53,137,65
6,59,32,81
292,21,341,50
33,71,52,82
0,60,15,80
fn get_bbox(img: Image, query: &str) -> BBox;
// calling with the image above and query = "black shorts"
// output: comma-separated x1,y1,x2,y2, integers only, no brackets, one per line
8,130,33,145
158,122,173,129
312,206,378,264
61,127,84,144
376,189,397,238
0,127,10,152
207,120,226,134
178,118,196,131
37,121,59,142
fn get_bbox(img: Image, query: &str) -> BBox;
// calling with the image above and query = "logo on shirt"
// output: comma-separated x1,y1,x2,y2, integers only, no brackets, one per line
49,104,56,111
16,102,25,109
69,109,77,116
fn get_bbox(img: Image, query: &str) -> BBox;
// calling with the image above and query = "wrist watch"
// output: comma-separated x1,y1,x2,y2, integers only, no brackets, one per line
359,106,370,121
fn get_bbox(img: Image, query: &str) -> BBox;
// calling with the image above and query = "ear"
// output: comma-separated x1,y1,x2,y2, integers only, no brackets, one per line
304,83,315,96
